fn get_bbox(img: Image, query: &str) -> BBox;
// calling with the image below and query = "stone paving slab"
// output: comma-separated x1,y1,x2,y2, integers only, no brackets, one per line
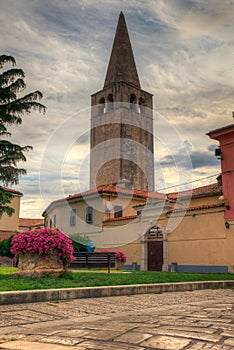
0,341,86,350
0,289,234,349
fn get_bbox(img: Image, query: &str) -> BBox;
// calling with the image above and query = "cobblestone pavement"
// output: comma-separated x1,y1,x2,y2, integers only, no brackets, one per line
0,289,234,349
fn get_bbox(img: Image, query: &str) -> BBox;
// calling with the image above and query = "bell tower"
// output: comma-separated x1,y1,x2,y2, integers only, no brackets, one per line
90,12,155,191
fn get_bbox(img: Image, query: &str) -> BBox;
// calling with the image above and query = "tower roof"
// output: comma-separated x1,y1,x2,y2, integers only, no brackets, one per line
104,12,141,89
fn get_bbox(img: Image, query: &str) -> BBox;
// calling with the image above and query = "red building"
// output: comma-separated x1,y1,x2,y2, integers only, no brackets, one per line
208,124,234,220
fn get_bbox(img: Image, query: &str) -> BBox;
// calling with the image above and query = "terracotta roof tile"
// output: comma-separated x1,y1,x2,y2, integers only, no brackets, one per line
167,183,221,200
43,185,165,215
0,186,23,196
67,184,165,201
168,203,223,214
207,123,234,136
19,218,44,227
103,215,138,222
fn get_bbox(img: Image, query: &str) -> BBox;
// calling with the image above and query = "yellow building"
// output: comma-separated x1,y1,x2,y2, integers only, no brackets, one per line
102,180,234,273
42,182,164,248
43,178,234,273
0,187,22,240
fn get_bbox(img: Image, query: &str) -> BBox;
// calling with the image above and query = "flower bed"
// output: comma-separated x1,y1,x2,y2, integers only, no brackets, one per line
11,228,74,277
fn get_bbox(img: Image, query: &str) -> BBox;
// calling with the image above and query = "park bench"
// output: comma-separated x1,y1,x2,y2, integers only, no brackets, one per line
69,251,116,273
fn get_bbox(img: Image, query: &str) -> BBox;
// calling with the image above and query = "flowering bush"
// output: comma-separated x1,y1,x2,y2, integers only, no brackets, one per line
11,228,75,268
100,249,127,264
115,250,127,264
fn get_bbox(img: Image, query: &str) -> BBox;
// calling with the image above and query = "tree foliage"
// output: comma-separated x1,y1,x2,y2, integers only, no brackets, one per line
0,55,46,217
0,235,14,258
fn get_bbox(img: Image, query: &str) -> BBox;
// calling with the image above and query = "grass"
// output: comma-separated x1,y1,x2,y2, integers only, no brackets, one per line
0,267,233,292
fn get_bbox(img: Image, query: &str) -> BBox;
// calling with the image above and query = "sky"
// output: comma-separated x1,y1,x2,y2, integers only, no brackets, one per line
0,0,233,218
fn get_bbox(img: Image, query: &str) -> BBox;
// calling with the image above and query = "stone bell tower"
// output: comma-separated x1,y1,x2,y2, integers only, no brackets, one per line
90,12,155,191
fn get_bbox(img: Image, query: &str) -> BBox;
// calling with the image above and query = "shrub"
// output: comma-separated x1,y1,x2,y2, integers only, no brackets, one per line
100,249,127,264
0,235,14,258
72,240,87,252
11,228,75,268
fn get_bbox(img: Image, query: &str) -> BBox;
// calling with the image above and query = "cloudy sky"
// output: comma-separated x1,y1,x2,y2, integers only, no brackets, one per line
0,0,233,218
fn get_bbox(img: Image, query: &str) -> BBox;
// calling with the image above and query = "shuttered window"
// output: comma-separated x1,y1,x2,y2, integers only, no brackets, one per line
86,206,93,224
70,208,76,226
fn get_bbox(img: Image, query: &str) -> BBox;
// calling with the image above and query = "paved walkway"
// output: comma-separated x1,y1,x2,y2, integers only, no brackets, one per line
0,289,234,349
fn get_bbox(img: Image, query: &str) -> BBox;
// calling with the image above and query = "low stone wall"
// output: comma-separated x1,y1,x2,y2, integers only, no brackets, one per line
1,280,234,305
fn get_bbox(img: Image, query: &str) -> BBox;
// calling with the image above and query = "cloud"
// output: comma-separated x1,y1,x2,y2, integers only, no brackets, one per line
159,148,220,171
0,0,233,217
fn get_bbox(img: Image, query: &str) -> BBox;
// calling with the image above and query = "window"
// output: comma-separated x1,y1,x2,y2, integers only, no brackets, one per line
114,205,123,218
70,208,76,226
53,214,56,227
49,219,52,228
98,97,105,114
130,94,137,111
86,206,93,224
138,97,145,114
106,94,114,111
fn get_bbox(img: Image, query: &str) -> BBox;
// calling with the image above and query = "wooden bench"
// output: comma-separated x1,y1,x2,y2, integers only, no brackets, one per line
69,252,116,273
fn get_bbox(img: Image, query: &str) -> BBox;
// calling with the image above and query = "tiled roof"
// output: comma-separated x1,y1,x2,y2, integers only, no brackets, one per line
43,184,165,215
167,183,221,200
103,215,138,223
43,182,222,216
67,184,165,201
0,186,23,196
207,124,234,136
168,203,223,214
19,218,44,227
103,203,224,222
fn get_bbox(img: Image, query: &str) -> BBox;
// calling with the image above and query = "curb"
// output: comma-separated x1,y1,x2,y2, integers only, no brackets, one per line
1,280,234,305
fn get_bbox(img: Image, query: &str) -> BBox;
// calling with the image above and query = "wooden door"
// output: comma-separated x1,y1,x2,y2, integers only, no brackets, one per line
147,240,163,271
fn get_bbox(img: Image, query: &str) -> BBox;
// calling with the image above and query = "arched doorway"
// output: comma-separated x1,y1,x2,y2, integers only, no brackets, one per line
147,225,163,271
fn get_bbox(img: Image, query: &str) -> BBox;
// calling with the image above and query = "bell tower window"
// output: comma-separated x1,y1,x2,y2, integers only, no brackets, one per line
138,97,145,114
98,97,106,115
106,94,114,111
130,94,137,111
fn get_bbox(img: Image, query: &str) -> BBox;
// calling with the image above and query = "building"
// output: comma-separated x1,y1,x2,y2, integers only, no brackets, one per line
0,187,44,240
0,187,22,240
19,218,44,231
43,12,158,250
43,182,164,248
42,12,234,273
207,124,234,220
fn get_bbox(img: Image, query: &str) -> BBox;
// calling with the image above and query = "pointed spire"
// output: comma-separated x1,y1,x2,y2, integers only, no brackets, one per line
104,12,141,89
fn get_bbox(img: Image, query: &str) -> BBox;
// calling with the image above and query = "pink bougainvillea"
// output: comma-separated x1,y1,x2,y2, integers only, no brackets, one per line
11,228,75,267
100,249,127,264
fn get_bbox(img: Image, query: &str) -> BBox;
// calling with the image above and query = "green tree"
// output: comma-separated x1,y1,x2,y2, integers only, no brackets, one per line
0,235,14,258
0,55,46,216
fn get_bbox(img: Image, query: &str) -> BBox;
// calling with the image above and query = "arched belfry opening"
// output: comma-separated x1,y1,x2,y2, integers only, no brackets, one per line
98,97,105,115
130,94,137,111
138,97,145,114
90,12,155,191
106,93,114,111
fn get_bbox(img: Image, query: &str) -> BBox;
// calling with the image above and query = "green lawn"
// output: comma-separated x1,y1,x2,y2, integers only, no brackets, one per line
0,267,233,292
